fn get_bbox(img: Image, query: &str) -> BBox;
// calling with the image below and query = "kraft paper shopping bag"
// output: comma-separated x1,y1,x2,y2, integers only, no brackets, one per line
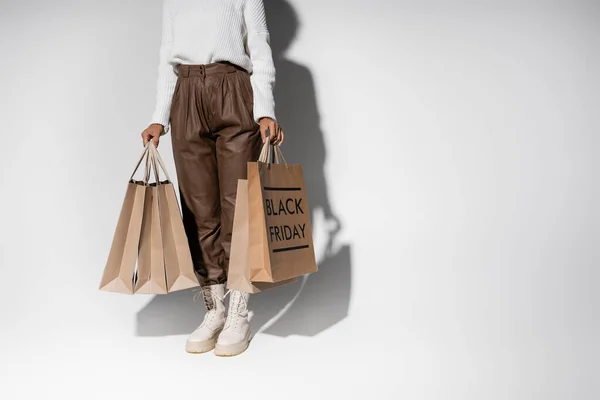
227,179,296,293
149,144,200,292
248,143,318,283
134,150,168,294
100,144,152,294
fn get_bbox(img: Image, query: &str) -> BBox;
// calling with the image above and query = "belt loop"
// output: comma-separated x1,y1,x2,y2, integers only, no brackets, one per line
201,65,206,80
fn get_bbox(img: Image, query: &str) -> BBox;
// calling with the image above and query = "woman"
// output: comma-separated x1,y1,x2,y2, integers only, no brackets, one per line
141,0,284,357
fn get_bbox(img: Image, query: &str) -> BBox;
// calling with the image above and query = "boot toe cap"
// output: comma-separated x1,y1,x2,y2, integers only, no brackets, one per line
217,327,250,345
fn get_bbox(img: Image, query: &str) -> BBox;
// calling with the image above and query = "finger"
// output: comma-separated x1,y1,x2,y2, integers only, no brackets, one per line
270,122,277,143
261,126,267,143
279,128,285,145
272,125,281,145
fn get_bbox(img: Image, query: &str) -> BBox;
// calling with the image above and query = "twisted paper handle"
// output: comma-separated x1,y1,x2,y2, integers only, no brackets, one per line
258,142,287,165
129,142,167,185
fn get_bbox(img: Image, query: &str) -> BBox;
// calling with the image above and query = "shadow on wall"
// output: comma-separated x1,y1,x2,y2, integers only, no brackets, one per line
136,0,352,338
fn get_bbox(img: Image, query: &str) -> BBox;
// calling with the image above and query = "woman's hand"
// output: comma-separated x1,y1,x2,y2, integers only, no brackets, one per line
259,117,284,145
141,123,163,147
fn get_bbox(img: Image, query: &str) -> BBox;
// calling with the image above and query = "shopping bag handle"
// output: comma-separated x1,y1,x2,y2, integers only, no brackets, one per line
143,146,153,183
147,143,161,185
274,145,287,165
147,141,172,182
258,140,270,163
129,141,163,185
130,142,152,183
258,142,287,165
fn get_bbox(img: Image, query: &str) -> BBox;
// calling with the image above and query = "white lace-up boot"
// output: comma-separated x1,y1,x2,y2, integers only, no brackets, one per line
214,290,251,357
185,284,226,354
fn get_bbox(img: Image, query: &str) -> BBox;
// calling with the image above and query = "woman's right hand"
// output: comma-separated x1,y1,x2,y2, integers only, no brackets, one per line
141,123,164,147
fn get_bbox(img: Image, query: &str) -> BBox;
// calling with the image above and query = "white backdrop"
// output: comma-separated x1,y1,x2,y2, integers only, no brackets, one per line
0,0,597,399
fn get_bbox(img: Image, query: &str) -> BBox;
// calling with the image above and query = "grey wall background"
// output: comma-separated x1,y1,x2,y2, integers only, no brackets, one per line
0,0,597,399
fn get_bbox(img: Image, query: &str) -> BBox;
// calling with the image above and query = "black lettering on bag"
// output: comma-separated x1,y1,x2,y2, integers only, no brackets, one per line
295,198,304,214
269,226,275,242
284,225,292,240
268,223,308,243
278,199,287,215
274,226,282,241
293,225,301,240
286,198,295,214
266,199,273,216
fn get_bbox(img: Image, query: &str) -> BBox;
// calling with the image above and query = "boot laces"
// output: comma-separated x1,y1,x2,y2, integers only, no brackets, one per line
192,286,226,328
224,290,249,330
192,286,225,308
225,290,248,312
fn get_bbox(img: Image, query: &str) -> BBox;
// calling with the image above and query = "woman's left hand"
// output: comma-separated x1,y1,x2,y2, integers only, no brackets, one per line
259,117,284,145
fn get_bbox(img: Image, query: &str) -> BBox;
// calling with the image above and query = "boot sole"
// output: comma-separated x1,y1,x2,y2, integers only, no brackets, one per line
186,338,217,354
214,331,252,357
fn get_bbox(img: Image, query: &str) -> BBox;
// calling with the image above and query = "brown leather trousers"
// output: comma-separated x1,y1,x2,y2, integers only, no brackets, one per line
169,62,262,287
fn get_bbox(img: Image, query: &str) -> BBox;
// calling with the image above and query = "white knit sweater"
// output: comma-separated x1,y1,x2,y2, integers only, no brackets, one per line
150,0,276,131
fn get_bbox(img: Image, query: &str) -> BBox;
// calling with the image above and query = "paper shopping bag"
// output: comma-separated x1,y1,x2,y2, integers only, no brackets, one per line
100,144,151,294
149,144,200,292
134,150,168,294
248,144,318,283
227,179,296,293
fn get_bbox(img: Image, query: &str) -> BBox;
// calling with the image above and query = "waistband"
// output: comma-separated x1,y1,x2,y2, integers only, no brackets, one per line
177,62,243,78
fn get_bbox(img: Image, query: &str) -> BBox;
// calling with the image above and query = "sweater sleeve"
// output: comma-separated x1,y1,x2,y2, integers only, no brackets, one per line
243,0,276,123
150,1,177,134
